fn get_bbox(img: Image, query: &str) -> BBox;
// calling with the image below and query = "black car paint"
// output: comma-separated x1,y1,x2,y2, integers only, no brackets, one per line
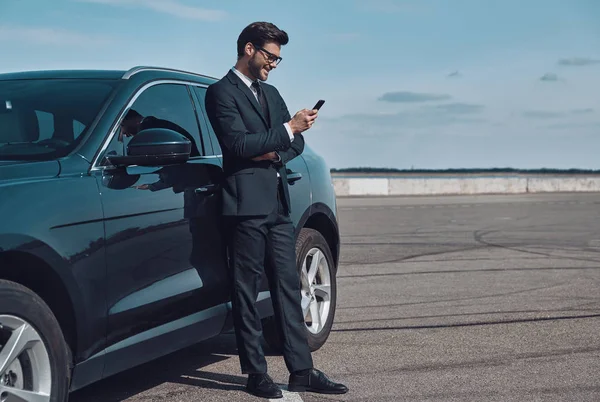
0,68,340,392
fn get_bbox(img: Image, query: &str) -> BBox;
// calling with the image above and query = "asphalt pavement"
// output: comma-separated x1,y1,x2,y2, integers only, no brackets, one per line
70,193,600,401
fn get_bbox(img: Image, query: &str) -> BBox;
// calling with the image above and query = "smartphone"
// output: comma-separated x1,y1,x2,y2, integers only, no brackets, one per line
312,99,325,111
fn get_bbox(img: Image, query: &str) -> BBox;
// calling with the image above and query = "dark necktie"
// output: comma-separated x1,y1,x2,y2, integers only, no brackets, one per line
251,81,270,125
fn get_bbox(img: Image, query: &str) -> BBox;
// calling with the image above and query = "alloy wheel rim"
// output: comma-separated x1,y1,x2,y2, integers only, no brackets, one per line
0,315,52,402
300,247,332,334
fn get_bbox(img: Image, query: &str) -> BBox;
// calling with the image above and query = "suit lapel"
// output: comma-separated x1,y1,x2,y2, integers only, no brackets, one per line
226,70,269,128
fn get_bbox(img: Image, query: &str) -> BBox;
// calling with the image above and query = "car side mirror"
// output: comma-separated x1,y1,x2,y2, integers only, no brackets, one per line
106,128,191,167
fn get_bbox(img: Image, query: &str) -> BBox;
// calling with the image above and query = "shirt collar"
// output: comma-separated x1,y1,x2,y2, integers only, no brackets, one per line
231,67,258,89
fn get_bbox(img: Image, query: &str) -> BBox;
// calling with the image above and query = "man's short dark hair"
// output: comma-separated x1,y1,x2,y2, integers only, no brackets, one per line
124,109,142,121
237,21,289,59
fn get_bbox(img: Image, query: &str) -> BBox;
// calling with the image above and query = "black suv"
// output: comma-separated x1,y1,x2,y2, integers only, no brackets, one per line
0,66,340,401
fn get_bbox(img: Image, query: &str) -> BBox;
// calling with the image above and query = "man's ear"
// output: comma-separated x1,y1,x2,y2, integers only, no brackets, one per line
245,42,254,57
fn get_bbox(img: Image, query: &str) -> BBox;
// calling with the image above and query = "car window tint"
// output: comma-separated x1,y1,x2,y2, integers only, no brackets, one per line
35,110,54,141
106,83,204,159
73,120,85,139
0,79,118,160
191,86,221,156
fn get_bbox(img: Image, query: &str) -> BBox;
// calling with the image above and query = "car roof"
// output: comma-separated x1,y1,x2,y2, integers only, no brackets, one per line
0,66,219,85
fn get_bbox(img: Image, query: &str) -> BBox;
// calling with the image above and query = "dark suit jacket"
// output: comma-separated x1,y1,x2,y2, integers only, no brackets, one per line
205,69,305,216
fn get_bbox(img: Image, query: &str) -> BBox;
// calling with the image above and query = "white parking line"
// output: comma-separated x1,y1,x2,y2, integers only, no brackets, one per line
270,386,304,402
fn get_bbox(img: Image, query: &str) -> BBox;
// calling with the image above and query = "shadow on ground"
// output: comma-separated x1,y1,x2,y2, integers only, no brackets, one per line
69,333,280,401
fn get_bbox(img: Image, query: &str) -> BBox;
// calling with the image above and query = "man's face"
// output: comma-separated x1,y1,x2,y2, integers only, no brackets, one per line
248,41,282,81
119,118,140,141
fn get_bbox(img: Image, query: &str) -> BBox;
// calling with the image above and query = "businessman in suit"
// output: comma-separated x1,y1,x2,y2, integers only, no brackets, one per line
204,21,348,399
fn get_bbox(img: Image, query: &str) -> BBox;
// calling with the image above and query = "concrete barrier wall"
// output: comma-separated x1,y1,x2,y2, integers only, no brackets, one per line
331,175,600,196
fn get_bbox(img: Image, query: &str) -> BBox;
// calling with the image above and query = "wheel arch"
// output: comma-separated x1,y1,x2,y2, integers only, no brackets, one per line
296,202,340,272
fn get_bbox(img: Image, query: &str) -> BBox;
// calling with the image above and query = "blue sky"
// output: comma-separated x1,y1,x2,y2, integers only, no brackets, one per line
1,0,600,169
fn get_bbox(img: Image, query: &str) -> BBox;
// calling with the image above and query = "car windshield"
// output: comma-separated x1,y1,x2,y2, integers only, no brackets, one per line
0,78,120,160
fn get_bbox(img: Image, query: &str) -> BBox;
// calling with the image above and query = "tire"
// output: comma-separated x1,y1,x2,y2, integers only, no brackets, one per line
263,228,337,353
0,279,71,402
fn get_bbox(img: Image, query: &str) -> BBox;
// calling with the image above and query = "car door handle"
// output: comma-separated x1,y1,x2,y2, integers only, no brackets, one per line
287,171,302,185
195,184,219,195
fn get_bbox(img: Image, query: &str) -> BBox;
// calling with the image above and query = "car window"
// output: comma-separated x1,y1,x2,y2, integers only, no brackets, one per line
74,120,85,139
191,86,222,156
31,111,88,143
0,79,119,160
104,83,204,160
34,110,54,141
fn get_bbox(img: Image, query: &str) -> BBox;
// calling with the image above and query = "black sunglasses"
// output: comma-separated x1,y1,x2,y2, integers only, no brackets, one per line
252,44,283,65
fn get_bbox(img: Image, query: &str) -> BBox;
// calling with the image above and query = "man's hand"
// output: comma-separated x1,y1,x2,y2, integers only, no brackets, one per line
252,151,279,162
288,108,318,134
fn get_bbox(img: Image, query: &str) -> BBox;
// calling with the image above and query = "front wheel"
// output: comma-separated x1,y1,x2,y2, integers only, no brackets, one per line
0,280,71,402
263,228,337,352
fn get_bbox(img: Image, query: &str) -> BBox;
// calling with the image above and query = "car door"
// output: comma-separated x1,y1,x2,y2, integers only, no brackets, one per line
92,82,229,377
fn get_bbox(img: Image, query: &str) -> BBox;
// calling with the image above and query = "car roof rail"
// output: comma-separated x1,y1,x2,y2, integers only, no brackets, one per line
122,66,217,80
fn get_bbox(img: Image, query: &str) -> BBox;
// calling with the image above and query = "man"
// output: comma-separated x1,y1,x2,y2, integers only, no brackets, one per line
119,109,200,157
204,21,348,399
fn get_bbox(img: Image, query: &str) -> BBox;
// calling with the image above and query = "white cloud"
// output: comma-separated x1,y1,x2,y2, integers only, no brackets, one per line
0,25,113,46
77,0,227,21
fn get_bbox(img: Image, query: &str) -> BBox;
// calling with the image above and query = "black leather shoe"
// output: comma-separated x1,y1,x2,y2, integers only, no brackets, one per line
288,368,349,394
246,373,283,399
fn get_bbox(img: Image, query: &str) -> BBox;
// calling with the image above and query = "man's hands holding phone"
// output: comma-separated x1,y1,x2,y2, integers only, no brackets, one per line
288,108,318,134
252,100,325,161
288,100,324,134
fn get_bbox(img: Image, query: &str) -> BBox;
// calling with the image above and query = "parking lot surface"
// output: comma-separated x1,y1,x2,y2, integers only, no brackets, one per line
71,193,600,401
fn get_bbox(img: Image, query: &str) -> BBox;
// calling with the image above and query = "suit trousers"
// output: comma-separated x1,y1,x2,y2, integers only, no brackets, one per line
223,181,314,374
